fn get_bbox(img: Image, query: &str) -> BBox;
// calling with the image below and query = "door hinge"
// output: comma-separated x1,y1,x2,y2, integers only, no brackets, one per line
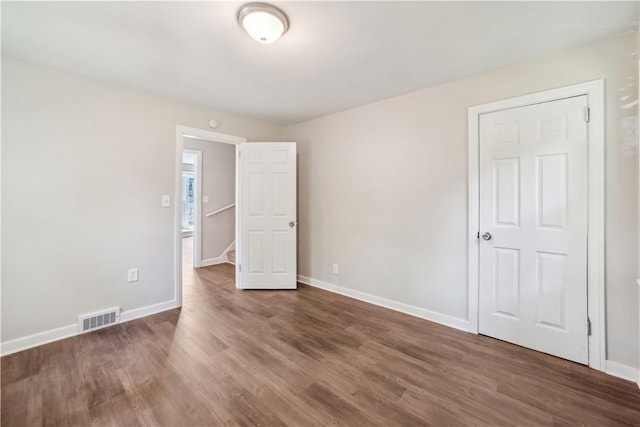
584,106,590,123
238,264,241,273
477,231,480,239
587,317,592,336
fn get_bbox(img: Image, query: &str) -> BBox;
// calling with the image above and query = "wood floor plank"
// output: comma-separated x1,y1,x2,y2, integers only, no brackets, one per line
1,376,43,426
2,237,639,426
89,393,140,426
299,382,374,427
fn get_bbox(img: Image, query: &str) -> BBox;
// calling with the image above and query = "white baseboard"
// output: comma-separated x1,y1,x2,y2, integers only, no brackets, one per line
119,299,179,323
604,360,640,383
200,241,235,267
297,275,470,332
1,299,179,357
200,257,228,267
0,323,77,356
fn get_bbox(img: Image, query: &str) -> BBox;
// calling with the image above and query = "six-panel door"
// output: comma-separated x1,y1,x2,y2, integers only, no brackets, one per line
478,96,589,364
237,143,297,289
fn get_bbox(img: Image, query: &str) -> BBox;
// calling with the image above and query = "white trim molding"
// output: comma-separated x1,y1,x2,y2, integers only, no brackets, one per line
201,241,236,267
183,148,203,268
604,360,640,383
1,299,179,356
200,257,227,267
119,299,179,323
297,275,469,332
0,324,77,356
177,126,247,145
175,126,246,306
206,202,236,218
467,80,606,372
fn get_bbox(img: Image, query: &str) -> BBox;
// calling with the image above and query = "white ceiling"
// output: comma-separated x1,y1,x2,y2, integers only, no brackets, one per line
2,1,638,125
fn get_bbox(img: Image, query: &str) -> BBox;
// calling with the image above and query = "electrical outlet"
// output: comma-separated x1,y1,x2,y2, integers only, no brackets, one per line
202,195,210,203
128,268,139,282
332,264,339,274
161,195,171,207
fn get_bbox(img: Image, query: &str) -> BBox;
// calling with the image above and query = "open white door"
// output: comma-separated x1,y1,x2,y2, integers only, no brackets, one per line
237,142,297,289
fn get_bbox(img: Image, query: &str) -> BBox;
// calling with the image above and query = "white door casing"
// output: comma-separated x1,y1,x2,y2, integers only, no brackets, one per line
182,149,201,266
468,80,605,371
478,96,588,364
174,126,246,307
237,142,297,289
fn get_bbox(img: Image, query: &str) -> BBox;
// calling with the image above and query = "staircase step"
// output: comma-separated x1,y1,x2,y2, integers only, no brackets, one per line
227,250,236,265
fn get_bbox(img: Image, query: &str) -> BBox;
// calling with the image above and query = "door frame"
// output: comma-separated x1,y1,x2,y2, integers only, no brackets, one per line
182,149,202,265
174,125,246,306
467,80,605,371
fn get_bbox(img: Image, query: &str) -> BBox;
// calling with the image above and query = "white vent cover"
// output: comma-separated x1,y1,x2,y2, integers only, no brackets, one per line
78,307,120,334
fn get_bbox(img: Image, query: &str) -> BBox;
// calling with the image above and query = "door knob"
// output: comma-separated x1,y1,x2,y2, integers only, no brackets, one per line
482,232,492,241
289,221,296,228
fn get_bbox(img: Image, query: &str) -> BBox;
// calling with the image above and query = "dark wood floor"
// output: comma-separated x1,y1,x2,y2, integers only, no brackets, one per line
2,240,640,426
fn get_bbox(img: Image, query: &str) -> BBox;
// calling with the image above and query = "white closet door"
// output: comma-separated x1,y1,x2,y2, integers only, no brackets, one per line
478,96,588,364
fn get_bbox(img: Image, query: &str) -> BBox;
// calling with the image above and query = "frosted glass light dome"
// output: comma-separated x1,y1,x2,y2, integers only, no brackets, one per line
238,3,289,44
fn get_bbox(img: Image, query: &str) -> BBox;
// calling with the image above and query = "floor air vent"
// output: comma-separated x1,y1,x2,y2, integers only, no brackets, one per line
78,307,120,333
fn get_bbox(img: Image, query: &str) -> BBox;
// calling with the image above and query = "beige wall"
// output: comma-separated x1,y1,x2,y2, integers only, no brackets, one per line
3,31,639,370
1,56,284,344
183,137,236,261
285,31,639,368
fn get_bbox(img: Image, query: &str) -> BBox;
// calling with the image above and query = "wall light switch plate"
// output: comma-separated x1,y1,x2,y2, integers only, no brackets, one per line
333,264,339,274
161,195,171,207
203,195,210,203
128,268,139,282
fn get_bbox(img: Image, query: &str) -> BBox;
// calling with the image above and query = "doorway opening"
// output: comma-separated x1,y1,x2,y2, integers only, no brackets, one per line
181,150,199,273
182,151,197,239
174,126,246,306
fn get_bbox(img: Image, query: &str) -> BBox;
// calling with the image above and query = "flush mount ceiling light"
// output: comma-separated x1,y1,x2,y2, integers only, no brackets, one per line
237,3,289,44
